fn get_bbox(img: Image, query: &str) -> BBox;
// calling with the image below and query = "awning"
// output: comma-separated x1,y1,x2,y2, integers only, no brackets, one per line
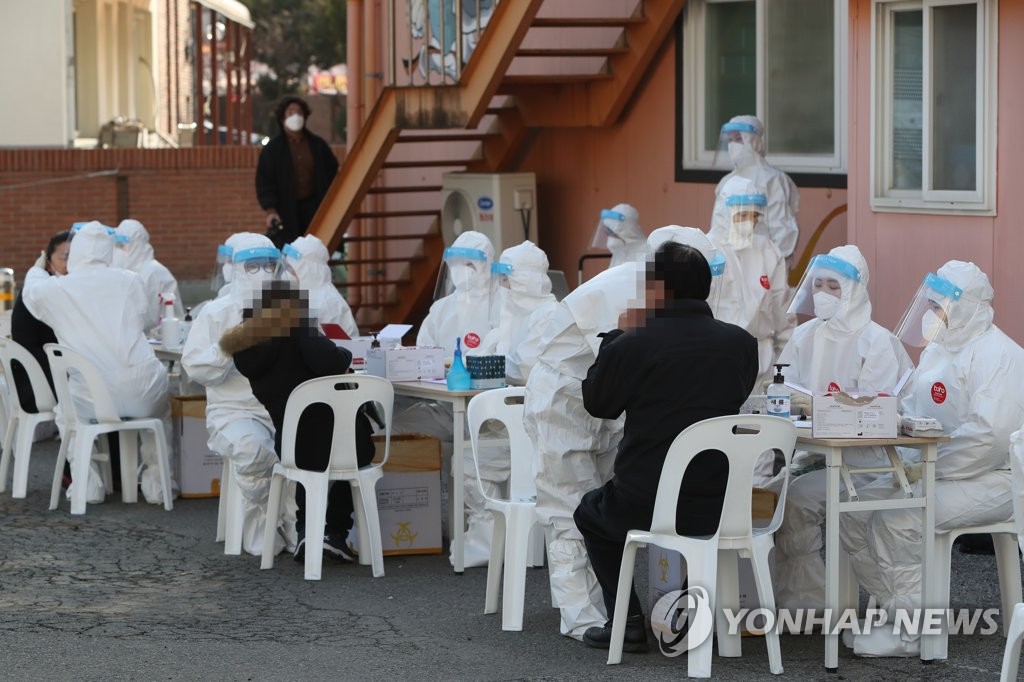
195,0,254,29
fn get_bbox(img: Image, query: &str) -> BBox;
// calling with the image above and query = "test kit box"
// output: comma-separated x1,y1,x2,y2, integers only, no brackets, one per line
649,488,777,635
334,337,373,369
170,395,222,498
811,392,898,439
360,433,443,556
365,346,445,382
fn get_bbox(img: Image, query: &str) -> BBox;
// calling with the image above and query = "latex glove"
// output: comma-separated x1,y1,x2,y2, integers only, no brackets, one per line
903,462,922,484
791,392,813,417
33,250,47,270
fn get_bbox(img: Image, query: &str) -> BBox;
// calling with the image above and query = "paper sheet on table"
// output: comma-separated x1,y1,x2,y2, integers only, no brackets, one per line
379,324,413,342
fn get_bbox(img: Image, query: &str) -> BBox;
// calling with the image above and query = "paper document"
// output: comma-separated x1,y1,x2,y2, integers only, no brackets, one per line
785,381,812,396
379,324,413,341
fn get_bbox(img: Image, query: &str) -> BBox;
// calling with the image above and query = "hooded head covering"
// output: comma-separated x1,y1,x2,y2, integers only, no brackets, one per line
601,203,647,267
67,221,114,272
284,234,332,289
114,219,155,271
448,230,495,296
711,175,768,250
933,260,995,352
724,114,766,169
222,232,262,288
229,233,279,303
816,244,872,335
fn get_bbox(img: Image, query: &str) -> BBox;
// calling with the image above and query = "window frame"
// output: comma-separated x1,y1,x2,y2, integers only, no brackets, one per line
676,0,849,186
870,0,998,215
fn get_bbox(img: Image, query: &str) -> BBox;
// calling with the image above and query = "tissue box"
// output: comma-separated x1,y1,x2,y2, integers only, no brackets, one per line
465,355,506,390
812,392,898,438
365,346,446,382
334,337,373,368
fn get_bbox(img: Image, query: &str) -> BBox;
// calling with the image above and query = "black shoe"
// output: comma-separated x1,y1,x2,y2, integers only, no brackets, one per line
583,614,649,653
292,531,306,563
323,530,358,563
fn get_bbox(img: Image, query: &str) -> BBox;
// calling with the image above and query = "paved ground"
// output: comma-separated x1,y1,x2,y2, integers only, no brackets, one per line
0,436,1015,680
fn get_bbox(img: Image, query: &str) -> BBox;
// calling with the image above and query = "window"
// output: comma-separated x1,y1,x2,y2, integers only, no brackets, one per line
872,0,997,214
679,0,848,179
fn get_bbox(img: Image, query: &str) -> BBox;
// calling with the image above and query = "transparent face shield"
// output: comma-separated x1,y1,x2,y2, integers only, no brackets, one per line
893,272,963,347
706,252,726,314
724,193,766,250
787,253,862,319
712,120,758,168
591,209,625,250
432,246,490,300
280,243,302,283
111,233,131,268
232,246,285,287
210,244,233,292
491,261,513,290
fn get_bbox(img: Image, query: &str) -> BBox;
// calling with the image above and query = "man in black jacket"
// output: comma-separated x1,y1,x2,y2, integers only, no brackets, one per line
574,242,759,652
255,97,339,248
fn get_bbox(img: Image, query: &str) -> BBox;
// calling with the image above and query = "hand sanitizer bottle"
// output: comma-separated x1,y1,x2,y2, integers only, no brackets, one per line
766,363,791,419
446,337,472,391
160,298,182,351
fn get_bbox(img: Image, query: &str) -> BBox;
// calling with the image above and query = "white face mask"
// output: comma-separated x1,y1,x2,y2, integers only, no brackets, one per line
605,235,624,252
112,249,128,269
812,291,841,320
921,309,946,343
284,113,305,132
728,219,756,249
728,141,758,169
449,263,477,291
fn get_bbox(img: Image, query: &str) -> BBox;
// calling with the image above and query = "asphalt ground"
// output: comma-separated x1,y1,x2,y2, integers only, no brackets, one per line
0,436,1015,681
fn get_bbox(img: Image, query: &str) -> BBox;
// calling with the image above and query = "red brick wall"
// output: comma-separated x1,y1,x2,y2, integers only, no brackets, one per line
0,146,344,283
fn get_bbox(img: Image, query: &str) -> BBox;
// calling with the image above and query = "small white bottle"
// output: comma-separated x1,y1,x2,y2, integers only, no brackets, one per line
160,298,182,351
766,363,791,420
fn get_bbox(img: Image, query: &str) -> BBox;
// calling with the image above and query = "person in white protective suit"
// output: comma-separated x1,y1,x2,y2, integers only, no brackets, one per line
712,115,800,260
455,240,557,567
708,177,794,396
113,219,184,332
22,221,175,505
182,234,288,556
770,245,913,609
281,235,359,338
840,261,1024,657
417,230,498,355
592,204,648,269
520,226,715,639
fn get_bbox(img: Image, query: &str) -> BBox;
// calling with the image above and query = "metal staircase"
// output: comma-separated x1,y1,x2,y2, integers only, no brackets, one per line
309,0,687,331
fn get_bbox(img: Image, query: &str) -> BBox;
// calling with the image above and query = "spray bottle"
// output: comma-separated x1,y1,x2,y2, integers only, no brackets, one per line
446,337,472,391
766,363,791,419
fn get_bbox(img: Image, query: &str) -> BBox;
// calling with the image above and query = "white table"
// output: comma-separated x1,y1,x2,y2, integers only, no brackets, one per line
391,381,488,574
795,434,948,670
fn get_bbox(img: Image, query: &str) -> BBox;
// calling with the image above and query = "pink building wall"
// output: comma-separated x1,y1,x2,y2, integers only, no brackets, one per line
515,29,849,293
848,0,1024,345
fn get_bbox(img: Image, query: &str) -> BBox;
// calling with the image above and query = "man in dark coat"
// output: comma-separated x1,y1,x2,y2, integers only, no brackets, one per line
574,241,759,652
220,280,373,562
255,96,339,249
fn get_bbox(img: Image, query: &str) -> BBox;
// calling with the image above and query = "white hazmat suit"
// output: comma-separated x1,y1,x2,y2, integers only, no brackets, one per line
23,221,174,505
841,261,1024,657
113,219,184,331
709,177,794,391
459,240,557,567
713,115,801,259
181,233,283,556
282,235,358,338
771,245,913,609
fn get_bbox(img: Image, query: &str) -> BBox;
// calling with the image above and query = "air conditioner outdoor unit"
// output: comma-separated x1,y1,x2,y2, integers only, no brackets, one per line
440,172,538,253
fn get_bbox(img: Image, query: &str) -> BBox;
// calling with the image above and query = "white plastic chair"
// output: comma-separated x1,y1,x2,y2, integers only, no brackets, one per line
607,415,796,678
932,522,1020,660
0,338,57,498
44,343,174,515
998,432,1024,681
467,387,542,631
215,458,245,555
260,374,393,580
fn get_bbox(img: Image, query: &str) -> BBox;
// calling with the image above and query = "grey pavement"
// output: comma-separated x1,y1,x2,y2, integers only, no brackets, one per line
0,436,1014,680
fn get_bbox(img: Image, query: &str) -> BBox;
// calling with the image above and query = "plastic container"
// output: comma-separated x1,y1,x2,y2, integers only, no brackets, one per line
766,363,791,419
446,337,472,391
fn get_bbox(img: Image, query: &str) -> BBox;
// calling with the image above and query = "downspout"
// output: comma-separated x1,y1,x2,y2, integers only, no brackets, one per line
347,0,364,310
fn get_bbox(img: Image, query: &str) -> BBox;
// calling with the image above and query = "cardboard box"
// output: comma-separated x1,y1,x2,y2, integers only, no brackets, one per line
170,395,222,498
649,488,777,635
812,392,898,439
334,337,373,369
362,433,443,556
365,346,446,382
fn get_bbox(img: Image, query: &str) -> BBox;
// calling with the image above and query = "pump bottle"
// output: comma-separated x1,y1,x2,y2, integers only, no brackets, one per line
446,337,472,391
766,363,791,419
